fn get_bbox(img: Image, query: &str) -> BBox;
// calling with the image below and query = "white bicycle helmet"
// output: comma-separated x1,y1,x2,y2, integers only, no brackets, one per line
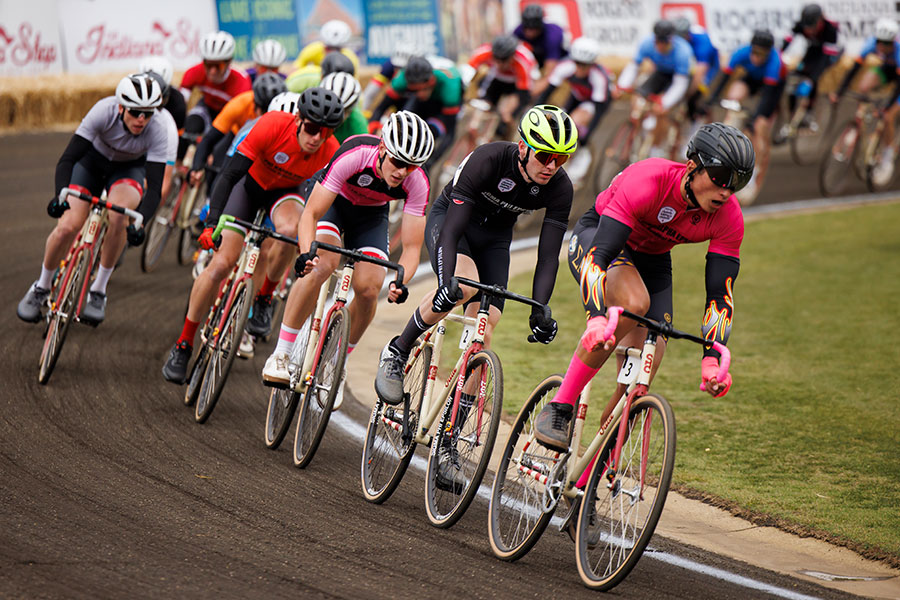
268,91,302,114
320,20,352,48
199,31,236,61
319,72,361,110
138,55,173,87
569,37,600,64
252,39,287,67
391,41,419,69
381,110,434,166
874,18,899,42
116,73,163,109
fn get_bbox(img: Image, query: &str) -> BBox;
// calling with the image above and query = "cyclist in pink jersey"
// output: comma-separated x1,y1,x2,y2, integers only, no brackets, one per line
261,111,434,407
532,122,755,451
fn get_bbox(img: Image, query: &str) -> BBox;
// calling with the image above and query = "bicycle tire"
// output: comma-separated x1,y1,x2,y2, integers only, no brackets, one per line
38,249,88,384
864,127,899,192
818,119,860,197
594,121,636,193
265,388,301,449
789,99,835,166
141,176,180,272
176,181,202,266
194,280,252,423
488,374,564,560
360,345,430,503
183,345,209,407
575,392,676,591
293,306,349,468
424,348,503,528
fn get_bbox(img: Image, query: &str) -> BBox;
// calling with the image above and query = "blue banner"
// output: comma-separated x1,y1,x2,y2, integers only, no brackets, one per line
216,0,302,62
363,0,444,63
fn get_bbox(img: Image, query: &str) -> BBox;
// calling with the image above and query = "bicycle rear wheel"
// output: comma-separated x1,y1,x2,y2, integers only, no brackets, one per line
293,306,349,468
195,280,252,423
424,349,503,528
141,174,180,272
38,249,88,384
488,374,563,560
818,119,860,197
265,388,300,449
183,345,209,407
576,392,676,591
594,121,636,193
789,99,835,166
176,182,204,265
865,128,899,192
361,345,430,503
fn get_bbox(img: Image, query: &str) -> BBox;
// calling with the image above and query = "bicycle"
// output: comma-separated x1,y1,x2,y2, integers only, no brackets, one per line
263,240,405,470
38,188,144,384
774,76,836,166
487,306,731,591
361,278,550,528
183,211,296,423
819,91,899,196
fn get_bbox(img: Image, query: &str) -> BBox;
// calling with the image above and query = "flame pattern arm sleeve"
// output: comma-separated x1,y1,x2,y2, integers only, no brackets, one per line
702,252,740,359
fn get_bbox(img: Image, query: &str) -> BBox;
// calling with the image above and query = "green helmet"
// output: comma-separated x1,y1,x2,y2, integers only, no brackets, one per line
518,105,578,154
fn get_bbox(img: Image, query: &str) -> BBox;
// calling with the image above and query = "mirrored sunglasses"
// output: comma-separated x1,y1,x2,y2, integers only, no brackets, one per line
532,149,569,166
386,154,418,171
704,163,751,191
301,121,333,138
127,108,154,119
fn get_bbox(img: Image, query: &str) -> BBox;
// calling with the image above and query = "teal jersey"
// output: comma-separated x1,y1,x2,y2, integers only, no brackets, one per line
390,65,463,111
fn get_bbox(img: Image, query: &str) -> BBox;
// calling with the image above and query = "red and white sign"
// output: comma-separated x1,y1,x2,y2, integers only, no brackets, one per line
0,3,63,76
58,0,217,73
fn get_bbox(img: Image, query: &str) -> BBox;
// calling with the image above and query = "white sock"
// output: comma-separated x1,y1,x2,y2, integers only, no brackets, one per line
37,266,55,290
274,324,301,357
90,265,114,294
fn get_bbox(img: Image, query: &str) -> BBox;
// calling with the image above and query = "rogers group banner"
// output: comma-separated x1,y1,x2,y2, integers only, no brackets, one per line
0,1,63,76
58,0,217,73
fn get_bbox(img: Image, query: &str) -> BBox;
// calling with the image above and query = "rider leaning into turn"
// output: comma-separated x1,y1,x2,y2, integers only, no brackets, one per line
532,123,752,453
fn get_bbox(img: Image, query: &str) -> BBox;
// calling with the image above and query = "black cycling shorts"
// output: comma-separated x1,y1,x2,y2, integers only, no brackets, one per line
70,150,146,198
318,195,390,260
637,71,674,98
221,174,302,235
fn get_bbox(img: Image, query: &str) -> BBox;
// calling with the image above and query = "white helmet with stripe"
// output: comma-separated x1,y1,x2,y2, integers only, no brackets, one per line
268,91,302,114
319,72,361,110
199,31,236,61
115,73,164,109
381,110,434,166
252,39,287,67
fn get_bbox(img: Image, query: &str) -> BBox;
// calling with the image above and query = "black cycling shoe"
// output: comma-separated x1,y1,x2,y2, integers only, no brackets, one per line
245,294,274,337
534,401,573,452
162,341,193,384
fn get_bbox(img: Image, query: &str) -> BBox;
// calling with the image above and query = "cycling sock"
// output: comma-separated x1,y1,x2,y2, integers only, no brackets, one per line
395,308,430,353
274,323,301,356
552,353,600,407
178,318,200,348
37,266,55,289
90,265,114,294
347,342,356,354
258,275,279,297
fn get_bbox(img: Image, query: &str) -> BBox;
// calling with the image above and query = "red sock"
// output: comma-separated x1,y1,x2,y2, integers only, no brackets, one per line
258,275,279,297
178,318,200,347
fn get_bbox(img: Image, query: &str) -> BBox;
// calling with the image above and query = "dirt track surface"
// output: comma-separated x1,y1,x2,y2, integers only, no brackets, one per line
0,131,877,599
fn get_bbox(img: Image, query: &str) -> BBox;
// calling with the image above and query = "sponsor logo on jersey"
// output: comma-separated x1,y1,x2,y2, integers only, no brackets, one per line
568,234,578,256
530,186,540,195
498,178,516,193
452,198,464,204
657,206,676,223
274,152,289,164
357,174,373,187
691,213,702,225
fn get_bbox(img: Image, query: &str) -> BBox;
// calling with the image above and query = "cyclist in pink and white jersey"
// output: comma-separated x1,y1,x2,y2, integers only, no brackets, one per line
532,123,754,452
261,111,434,404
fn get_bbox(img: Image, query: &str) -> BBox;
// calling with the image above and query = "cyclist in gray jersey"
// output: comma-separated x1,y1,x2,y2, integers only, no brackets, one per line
16,74,176,326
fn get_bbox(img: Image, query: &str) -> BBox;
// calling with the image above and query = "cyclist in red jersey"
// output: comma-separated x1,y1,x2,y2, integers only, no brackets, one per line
531,123,754,452
178,31,251,160
162,87,345,384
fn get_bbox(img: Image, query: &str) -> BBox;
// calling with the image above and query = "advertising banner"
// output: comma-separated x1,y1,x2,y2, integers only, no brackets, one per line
364,0,444,63
217,0,301,63
0,1,63,76
58,0,217,73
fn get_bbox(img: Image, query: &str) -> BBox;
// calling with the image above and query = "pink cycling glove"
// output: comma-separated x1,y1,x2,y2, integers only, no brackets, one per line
580,315,616,353
701,356,732,398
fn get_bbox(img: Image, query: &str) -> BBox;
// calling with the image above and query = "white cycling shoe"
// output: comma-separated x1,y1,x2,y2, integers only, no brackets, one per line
262,351,291,387
332,370,347,411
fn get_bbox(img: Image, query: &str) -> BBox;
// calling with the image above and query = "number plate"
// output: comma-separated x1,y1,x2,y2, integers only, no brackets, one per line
616,353,639,385
459,324,475,350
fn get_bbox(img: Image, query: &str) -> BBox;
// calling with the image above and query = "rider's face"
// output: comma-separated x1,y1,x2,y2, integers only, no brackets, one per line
518,140,564,185
684,159,734,212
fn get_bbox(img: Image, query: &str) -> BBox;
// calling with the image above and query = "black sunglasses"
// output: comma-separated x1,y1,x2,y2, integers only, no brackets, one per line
386,153,418,171
300,120,333,138
127,108,154,119
703,163,751,191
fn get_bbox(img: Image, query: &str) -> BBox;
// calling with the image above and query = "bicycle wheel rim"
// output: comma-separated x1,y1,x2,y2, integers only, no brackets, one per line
818,120,859,197
292,307,349,468
576,393,676,591
265,388,300,449
184,345,209,406
38,250,87,384
424,349,503,528
488,375,563,560
360,345,430,503
141,191,178,272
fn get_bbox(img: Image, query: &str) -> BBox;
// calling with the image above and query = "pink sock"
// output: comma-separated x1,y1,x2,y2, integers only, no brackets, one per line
552,353,599,407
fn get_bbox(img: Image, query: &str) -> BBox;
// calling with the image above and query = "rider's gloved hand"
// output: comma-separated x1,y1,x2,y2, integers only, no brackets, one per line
198,227,218,251
431,277,463,313
47,197,70,218
580,315,617,353
701,356,732,398
126,224,145,247
528,312,557,344
389,281,409,304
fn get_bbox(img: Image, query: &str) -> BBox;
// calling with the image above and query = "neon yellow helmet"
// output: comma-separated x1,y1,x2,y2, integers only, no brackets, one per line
518,104,578,155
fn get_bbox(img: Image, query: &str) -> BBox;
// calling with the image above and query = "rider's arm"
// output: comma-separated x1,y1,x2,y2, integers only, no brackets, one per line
660,73,690,110
136,161,166,222
297,181,337,254
701,252,739,359
434,196,472,287
191,126,226,172
369,83,403,123
204,152,253,227
397,213,426,284
581,215,633,316
530,211,567,307
53,134,93,197
616,62,639,91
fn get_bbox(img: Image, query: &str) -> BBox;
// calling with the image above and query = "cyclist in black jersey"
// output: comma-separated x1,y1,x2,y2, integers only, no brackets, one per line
374,105,577,488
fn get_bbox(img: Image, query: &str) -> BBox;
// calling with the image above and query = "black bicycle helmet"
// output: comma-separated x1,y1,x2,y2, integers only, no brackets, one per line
320,51,355,77
491,35,520,61
252,72,287,111
404,56,434,85
751,29,775,50
298,86,345,128
521,4,544,29
800,3,823,27
653,19,675,41
686,122,755,192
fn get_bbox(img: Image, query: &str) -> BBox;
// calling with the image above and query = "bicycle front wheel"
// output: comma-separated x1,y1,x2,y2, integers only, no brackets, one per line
265,388,300,449
195,280,252,423
361,345,431,503
38,249,88,384
183,345,209,407
576,392,676,591
293,306,349,468
594,121,635,193
141,176,180,272
488,374,563,560
425,349,503,528
818,120,860,197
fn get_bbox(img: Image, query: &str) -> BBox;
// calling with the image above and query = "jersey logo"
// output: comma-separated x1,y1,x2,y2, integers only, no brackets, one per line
498,178,516,193
657,206,677,223
691,213,702,225
274,152,289,164
530,186,539,196
568,233,578,256
357,174,373,187
452,198,464,205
